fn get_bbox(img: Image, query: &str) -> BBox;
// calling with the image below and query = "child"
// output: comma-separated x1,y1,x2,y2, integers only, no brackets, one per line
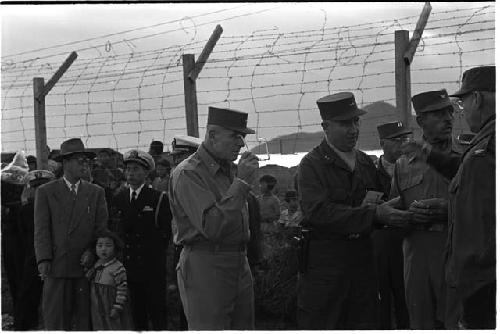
279,190,303,228
86,231,134,330
257,175,281,233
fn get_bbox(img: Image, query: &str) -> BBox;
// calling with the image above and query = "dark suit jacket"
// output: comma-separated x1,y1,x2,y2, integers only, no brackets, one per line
34,178,108,278
112,186,172,282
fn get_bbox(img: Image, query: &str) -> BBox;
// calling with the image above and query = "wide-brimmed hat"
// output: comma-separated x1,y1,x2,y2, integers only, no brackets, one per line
207,107,255,134
450,65,495,97
412,89,453,114
377,121,413,139
54,138,96,162
317,92,366,121
123,149,155,171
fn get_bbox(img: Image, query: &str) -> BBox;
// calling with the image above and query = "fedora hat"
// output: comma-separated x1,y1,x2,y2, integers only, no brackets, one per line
54,138,96,162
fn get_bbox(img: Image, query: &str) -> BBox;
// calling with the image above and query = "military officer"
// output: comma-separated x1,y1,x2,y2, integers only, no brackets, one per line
372,121,412,329
296,92,412,330
111,149,172,330
390,90,462,329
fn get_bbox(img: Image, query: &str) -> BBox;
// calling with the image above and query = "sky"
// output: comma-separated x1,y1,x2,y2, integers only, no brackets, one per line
0,2,495,156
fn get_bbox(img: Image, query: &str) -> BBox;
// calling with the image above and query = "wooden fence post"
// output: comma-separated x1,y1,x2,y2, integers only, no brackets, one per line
395,30,412,127
34,77,48,170
182,54,199,138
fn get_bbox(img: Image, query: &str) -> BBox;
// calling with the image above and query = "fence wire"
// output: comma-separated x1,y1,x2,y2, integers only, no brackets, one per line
1,3,495,154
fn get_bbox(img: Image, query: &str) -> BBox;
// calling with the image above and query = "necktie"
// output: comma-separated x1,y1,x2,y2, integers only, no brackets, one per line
70,184,77,199
131,191,137,205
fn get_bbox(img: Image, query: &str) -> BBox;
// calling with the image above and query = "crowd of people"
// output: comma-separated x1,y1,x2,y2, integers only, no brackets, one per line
0,65,495,330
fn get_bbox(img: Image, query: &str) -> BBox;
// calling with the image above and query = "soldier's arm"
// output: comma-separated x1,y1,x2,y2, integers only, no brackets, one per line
173,169,250,242
297,158,375,235
34,186,53,264
426,148,461,180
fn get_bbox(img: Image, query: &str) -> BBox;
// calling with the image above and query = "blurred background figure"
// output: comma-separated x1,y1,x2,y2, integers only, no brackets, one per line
257,175,281,232
26,155,37,171
15,170,55,330
279,190,302,229
152,158,171,193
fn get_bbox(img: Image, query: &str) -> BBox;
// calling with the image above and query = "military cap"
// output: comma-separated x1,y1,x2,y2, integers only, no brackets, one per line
317,92,366,121
171,135,202,155
54,138,96,162
23,169,55,186
450,65,495,97
207,107,255,134
123,149,155,171
377,121,413,139
412,89,453,114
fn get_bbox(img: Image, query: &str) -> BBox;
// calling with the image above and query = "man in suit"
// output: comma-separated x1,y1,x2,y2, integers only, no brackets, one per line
34,138,108,330
111,149,172,330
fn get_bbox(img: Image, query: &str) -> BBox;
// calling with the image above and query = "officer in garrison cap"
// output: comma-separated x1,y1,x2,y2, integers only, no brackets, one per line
390,89,463,329
372,121,413,329
169,106,259,330
111,149,172,330
402,66,496,329
296,92,411,330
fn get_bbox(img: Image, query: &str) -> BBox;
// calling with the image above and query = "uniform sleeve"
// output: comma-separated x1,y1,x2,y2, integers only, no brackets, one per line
427,149,461,180
298,158,376,235
34,186,53,263
111,264,129,313
172,169,250,242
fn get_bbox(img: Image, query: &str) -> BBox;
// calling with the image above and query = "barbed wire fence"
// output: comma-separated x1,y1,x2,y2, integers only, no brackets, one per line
1,3,494,155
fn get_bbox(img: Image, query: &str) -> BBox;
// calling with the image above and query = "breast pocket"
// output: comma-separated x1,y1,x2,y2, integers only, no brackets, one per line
399,172,424,191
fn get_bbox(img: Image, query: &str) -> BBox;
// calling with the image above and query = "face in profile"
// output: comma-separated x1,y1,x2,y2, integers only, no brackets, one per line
209,127,246,161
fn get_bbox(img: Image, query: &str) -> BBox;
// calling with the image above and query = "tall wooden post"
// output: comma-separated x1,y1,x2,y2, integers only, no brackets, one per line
34,77,48,170
183,54,199,138
395,30,412,127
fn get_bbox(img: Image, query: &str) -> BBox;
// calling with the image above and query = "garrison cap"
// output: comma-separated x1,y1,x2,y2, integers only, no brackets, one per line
377,121,413,139
23,170,55,186
317,92,366,121
55,138,96,162
207,107,255,134
412,89,453,114
123,149,155,171
450,65,496,97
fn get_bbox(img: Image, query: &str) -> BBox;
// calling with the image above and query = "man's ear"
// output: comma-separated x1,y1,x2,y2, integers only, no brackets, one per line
472,90,483,110
415,114,424,128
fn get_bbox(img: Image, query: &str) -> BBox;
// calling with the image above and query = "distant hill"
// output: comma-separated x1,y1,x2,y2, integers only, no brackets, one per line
252,100,469,154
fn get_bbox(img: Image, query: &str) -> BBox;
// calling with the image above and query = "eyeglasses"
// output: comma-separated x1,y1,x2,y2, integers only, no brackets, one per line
452,92,474,114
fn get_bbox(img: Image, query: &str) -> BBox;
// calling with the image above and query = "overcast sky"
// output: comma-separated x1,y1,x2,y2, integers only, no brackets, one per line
0,2,495,155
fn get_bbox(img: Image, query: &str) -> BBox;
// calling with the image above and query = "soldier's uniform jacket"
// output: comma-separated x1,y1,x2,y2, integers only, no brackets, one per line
391,140,462,230
445,117,495,299
375,156,392,199
112,185,172,282
298,139,383,240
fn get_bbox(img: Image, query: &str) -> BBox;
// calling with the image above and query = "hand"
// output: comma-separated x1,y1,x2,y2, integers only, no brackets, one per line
38,261,51,280
375,203,413,228
401,140,430,161
384,196,402,208
109,308,119,319
409,198,448,224
237,152,259,184
80,250,95,269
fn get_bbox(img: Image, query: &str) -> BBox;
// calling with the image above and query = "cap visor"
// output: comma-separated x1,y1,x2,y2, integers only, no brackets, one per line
385,129,413,139
329,108,367,121
224,126,256,134
449,88,470,98
417,100,453,113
